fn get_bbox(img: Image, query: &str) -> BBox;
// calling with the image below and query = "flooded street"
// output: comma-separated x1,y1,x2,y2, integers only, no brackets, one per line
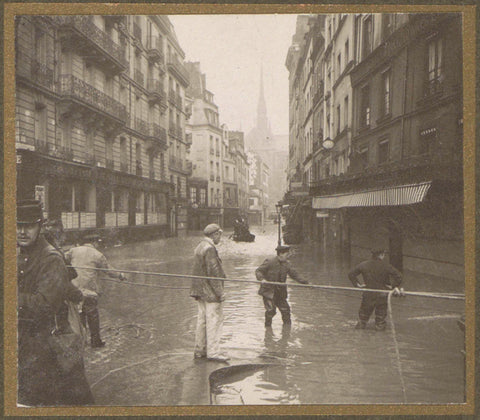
84,224,465,405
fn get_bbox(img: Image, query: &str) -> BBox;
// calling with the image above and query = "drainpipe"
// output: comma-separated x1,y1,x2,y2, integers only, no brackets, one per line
400,43,409,161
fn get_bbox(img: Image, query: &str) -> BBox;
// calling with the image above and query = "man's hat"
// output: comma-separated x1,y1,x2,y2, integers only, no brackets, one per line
17,199,44,224
204,223,222,235
371,247,385,256
276,245,291,253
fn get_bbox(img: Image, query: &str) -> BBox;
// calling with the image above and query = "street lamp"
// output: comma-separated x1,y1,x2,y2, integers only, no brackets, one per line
275,201,283,247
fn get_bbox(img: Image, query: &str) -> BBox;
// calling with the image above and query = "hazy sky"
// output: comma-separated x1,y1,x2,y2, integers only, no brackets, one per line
169,14,298,136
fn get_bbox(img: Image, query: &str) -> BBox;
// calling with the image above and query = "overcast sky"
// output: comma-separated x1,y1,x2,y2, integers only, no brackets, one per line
169,14,298,136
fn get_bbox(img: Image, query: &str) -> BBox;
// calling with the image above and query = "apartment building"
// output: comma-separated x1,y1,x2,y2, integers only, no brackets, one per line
15,15,184,243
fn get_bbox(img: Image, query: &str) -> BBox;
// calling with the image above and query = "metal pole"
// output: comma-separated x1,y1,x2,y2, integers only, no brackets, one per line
277,207,282,247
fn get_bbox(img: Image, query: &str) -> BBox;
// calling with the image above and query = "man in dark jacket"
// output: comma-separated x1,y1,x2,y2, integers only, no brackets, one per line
256,245,308,327
17,200,94,406
190,223,229,362
348,248,403,331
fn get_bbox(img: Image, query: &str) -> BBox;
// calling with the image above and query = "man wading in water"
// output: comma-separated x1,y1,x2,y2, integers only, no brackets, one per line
256,245,308,327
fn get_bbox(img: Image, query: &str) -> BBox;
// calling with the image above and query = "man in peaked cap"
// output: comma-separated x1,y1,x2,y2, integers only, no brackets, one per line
190,223,229,363
65,232,126,348
255,244,309,327
16,199,94,405
348,248,403,331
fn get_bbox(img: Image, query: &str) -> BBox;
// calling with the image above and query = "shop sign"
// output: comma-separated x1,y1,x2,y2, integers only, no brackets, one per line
316,211,329,218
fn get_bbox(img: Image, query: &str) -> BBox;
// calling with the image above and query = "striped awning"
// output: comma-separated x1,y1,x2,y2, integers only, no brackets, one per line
312,182,432,209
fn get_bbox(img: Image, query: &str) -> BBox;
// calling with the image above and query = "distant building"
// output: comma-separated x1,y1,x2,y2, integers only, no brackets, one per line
185,62,224,227
228,130,250,216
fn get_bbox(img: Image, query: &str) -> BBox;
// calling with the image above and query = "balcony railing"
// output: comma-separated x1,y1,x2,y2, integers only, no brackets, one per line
134,68,144,87
146,36,164,63
58,74,128,123
54,16,127,70
147,78,166,106
167,54,190,86
33,139,74,161
169,155,184,171
134,117,149,137
30,58,55,90
148,123,167,148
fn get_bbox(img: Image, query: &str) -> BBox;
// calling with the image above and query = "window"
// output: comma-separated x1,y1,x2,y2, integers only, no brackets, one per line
120,137,127,169
427,37,443,95
359,85,370,128
336,105,341,135
344,40,349,64
34,27,47,65
149,153,154,178
381,70,391,116
177,176,181,196
210,188,214,205
382,14,395,40
34,103,47,142
358,146,369,169
344,96,349,129
199,189,206,205
378,139,389,163
419,127,436,155
337,53,342,75
362,16,373,59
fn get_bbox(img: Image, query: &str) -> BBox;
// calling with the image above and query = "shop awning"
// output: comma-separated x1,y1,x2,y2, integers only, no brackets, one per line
312,182,432,209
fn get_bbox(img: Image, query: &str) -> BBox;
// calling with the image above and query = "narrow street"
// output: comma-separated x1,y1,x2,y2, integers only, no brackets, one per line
81,225,465,405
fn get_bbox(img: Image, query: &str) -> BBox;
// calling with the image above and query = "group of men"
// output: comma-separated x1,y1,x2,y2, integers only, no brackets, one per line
189,223,403,363
16,199,403,406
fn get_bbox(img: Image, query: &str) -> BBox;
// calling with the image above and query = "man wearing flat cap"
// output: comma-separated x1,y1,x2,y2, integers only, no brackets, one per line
190,223,229,362
348,248,403,331
256,245,308,327
65,233,126,348
16,199,94,406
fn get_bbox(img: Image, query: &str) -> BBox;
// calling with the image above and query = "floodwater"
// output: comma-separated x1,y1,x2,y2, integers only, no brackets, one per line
84,224,465,405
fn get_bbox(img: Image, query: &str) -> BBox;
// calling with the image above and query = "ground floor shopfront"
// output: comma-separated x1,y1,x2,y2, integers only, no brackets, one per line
309,180,464,282
17,150,172,244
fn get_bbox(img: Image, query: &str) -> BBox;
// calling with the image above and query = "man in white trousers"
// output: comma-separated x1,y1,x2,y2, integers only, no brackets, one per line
190,223,229,363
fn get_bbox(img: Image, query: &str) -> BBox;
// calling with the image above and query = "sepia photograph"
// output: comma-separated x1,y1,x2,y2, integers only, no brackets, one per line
4,2,476,416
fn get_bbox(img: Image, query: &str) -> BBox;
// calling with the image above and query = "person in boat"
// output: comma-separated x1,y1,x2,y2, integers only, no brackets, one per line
255,245,308,327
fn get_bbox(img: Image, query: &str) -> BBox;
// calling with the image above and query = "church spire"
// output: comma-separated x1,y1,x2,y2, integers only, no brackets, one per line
256,64,269,134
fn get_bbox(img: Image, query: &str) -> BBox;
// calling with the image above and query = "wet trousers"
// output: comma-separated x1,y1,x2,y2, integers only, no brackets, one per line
80,296,102,345
358,291,388,327
263,295,291,326
194,300,224,358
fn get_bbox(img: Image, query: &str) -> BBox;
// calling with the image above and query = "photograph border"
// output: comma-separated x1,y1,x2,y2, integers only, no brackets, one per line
3,1,476,417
